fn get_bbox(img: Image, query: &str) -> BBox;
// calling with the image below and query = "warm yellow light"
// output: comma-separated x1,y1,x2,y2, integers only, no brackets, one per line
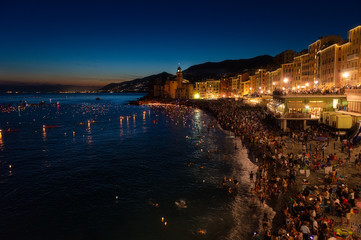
194,93,200,99
272,82,275,85
282,87,285,90
292,87,295,90
284,78,289,83
314,80,319,84
305,83,309,87
305,105,309,109
259,87,261,90
250,87,252,90
343,72,350,78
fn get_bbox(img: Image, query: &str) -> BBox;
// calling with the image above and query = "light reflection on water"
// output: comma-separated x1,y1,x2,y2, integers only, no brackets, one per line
0,94,261,240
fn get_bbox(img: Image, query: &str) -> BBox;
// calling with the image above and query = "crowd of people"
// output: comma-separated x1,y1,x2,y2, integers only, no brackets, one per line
181,99,361,240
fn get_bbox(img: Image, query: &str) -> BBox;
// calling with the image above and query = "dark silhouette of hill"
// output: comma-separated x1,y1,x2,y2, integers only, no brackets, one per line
99,72,174,92
183,55,275,81
100,55,276,92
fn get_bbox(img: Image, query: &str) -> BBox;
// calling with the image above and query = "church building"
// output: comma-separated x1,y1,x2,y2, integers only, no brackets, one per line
154,66,194,99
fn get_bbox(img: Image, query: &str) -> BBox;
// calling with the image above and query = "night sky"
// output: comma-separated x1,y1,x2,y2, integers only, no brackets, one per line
0,0,360,86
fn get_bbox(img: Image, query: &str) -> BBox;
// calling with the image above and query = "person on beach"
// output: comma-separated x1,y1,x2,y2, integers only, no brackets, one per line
262,213,269,232
259,192,265,208
300,222,311,240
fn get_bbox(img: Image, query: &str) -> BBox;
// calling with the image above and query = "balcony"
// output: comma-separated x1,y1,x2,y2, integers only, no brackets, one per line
347,53,359,61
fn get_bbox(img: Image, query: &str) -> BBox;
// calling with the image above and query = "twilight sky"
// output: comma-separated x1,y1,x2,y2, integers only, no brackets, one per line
0,0,360,86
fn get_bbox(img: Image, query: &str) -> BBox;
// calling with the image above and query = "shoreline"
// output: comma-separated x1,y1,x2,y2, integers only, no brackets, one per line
142,99,284,237
139,98,361,239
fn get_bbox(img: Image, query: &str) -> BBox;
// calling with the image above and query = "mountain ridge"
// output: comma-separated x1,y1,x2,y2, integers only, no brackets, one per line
101,54,278,92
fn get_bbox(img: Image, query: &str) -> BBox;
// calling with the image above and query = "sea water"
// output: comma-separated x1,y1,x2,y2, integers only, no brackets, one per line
0,93,273,240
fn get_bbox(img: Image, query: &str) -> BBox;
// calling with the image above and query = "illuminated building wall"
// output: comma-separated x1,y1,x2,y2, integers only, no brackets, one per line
255,69,266,91
281,63,294,89
230,75,241,96
318,44,342,88
249,75,256,94
220,77,231,97
340,26,361,86
308,35,343,88
194,79,220,99
195,81,207,99
293,55,302,88
270,68,282,91
206,79,221,98
301,53,311,88
243,80,250,95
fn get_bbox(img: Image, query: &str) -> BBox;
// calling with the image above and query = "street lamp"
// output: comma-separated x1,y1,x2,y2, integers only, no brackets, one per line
314,80,319,89
342,72,350,86
342,72,350,78
283,78,289,93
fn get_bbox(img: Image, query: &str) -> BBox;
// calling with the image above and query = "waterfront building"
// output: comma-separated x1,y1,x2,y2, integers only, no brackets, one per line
293,55,302,88
255,69,267,92
230,75,241,97
175,67,194,99
249,75,256,94
268,94,347,131
318,43,342,88
153,66,193,99
220,77,232,97
340,26,361,86
337,89,361,124
155,25,361,105
194,81,207,99
243,80,250,95
281,63,294,89
164,78,178,99
274,50,297,65
269,68,282,91
206,79,221,98
194,79,220,99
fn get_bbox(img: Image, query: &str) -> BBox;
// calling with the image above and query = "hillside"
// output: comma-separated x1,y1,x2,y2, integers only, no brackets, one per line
99,72,174,92
183,55,275,82
99,54,280,92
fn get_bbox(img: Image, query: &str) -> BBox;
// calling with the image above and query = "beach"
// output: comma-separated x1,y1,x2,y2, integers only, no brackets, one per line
142,98,361,240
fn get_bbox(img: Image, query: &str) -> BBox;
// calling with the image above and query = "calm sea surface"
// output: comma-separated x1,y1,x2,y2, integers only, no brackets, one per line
0,93,270,240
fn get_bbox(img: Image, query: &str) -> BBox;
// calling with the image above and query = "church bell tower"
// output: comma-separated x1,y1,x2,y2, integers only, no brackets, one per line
176,66,183,86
